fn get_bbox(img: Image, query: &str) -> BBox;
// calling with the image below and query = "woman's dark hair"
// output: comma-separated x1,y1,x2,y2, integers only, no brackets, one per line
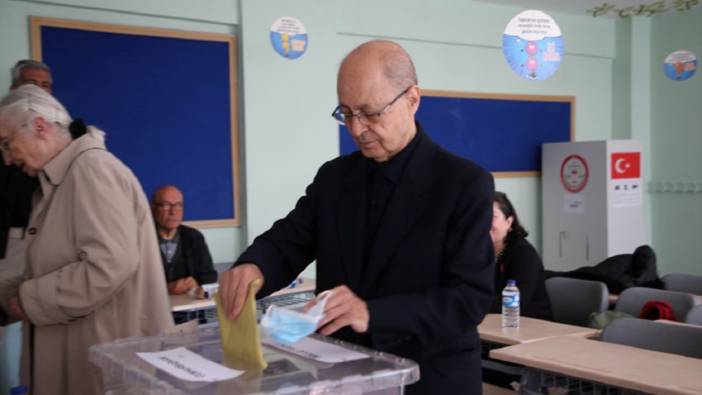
494,191,528,241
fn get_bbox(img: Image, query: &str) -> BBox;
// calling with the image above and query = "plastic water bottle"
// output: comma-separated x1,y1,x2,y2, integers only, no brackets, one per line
501,279,520,328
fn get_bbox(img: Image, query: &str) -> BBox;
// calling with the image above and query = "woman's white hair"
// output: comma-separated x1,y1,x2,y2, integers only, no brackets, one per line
0,84,72,132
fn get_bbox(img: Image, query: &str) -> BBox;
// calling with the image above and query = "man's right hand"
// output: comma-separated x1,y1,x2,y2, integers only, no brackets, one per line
218,263,263,320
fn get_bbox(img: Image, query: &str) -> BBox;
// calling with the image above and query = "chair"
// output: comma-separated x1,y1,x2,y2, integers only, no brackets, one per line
662,273,702,294
546,277,609,326
601,317,702,358
615,287,700,320
686,304,702,325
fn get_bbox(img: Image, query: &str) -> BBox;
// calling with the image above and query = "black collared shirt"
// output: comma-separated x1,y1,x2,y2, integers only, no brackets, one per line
364,125,423,265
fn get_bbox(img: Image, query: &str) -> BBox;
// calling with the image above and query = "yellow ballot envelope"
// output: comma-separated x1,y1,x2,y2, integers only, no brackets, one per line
214,279,267,370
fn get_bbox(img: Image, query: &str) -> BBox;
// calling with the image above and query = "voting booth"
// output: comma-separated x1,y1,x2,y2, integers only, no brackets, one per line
542,140,647,271
90,327,419,394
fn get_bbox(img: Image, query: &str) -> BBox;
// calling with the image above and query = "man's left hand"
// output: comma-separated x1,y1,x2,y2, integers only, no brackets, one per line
314,285,369,335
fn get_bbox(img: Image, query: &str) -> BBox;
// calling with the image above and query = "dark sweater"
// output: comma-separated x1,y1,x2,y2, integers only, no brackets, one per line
161,225,218,285
490,237,553,320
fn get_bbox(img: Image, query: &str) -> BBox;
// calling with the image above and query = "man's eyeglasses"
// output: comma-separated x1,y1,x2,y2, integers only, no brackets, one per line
331,86,412,126
155,202,184,211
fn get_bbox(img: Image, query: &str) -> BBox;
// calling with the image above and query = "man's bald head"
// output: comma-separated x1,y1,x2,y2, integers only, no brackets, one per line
335,40,421,163
152,185,182,203
338,40,417,93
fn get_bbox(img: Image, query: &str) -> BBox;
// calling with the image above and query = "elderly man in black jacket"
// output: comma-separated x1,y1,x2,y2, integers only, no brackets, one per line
151,185,217,295
218,40,495,394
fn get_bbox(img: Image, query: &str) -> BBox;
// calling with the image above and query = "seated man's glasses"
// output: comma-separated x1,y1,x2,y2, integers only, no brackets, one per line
331,86,412,126
155,202,184,211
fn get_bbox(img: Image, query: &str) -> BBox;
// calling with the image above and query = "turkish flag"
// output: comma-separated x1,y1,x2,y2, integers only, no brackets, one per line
611,152,641,179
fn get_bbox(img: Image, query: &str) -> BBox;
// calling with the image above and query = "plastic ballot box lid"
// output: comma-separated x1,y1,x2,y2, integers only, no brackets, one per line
90,326,419,394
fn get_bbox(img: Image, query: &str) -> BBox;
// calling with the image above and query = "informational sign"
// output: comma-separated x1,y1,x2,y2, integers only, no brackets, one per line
560,155,589,193
663,50,697,81
502,10,564,81
270,16,308,59
611,152,642,208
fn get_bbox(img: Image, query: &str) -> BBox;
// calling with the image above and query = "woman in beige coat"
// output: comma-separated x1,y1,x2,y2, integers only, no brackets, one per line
0,85,173,394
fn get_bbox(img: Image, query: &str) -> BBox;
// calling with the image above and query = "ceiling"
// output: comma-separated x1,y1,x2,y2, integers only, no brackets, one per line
473,0,700,18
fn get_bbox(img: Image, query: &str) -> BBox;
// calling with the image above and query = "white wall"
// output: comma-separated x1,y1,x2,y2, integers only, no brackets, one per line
0,0,618,271
4,0,695,276
237,0,618,276
648,8,702,275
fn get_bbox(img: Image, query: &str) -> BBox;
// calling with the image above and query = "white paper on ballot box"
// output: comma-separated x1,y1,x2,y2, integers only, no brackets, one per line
262,335,369,364
137,347,244,382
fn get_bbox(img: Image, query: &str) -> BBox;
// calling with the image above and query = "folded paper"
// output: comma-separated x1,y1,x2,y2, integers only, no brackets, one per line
215,279,267,370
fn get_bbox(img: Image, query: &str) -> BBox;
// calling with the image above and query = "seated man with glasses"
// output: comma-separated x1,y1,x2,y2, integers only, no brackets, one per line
218,40,494,394
151,185,217,296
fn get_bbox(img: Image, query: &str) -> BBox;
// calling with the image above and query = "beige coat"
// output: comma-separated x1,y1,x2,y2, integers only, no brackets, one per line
17,128,173,394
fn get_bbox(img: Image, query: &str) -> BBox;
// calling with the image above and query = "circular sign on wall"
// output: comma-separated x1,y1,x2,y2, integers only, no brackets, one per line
502,10,564,81
560,155,589,193
270,16,308,60
663,50,697,81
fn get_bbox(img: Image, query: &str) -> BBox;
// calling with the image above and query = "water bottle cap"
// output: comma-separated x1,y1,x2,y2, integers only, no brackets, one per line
10,385,29,395
506,279,517,286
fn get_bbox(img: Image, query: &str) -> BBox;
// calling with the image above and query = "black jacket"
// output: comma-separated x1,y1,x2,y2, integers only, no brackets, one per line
545,245,662,294
236,128,495,394
161,225,217,285
491,237,553,320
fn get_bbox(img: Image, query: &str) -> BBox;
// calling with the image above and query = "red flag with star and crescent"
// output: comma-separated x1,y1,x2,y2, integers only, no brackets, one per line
611,152,640,179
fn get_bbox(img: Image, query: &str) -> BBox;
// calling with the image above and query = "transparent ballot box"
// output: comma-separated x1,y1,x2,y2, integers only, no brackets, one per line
90,327,419,394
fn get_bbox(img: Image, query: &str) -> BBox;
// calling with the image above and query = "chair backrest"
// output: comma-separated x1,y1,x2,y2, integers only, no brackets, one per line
615,287,700,320
601,317,702,358
546,277,609,326
662,273,702,294
686,304,702,325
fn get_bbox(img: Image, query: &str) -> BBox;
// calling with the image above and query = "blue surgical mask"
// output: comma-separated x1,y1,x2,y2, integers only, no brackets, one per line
260,291,330,344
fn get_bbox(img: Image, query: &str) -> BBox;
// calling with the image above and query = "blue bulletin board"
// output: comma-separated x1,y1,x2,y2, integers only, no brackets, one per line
31,17,240,226
340,90,573,176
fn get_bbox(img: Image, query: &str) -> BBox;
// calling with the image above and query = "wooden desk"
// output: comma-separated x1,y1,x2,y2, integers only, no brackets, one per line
490,336,702,395
169,278,316,312
478,314,598,345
